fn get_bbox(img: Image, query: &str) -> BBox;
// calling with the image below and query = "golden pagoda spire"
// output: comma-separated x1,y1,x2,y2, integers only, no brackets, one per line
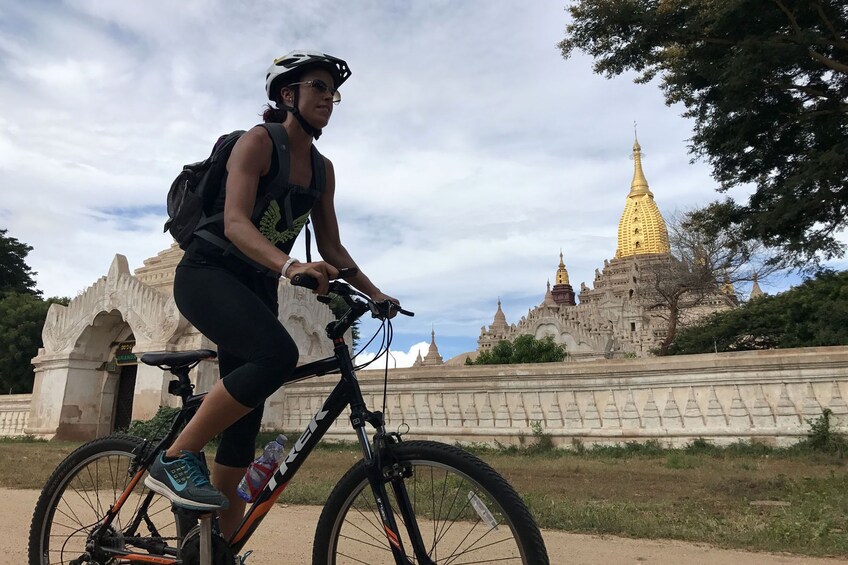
556,250,570,285
615,129,670,258
629,126,652,197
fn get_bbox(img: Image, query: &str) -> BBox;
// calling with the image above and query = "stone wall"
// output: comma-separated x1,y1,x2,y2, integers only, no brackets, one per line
17,346,848,446
0,394,32,436
268,346,848,448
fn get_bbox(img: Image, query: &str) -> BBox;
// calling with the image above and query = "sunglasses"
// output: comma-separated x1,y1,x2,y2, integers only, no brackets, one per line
288,79,341,105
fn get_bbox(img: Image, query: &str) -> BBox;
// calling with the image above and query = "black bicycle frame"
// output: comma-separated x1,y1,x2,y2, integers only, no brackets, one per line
94,316,422,563
226,338,416,564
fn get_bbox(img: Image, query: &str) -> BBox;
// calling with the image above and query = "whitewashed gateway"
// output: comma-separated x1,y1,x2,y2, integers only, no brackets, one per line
26,244,339,440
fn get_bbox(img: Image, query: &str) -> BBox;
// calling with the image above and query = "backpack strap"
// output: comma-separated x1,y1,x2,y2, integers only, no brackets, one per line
303,145,326,262
250,123,291,224
310,145,326,195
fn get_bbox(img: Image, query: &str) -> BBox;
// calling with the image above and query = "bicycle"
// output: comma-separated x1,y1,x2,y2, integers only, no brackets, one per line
28,274,550,564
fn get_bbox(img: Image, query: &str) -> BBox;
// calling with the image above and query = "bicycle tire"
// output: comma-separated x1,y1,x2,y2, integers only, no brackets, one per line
313,440,549,565
28,434,179,565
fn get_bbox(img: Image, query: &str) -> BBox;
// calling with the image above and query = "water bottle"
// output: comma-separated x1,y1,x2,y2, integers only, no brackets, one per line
237,434,287,502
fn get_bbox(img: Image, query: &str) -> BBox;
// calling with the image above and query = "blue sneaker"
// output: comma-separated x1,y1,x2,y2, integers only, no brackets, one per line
144,451,229,511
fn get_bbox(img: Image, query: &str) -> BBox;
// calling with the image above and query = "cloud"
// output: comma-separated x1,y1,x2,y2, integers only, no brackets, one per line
2,0,843,361
355,341,430,370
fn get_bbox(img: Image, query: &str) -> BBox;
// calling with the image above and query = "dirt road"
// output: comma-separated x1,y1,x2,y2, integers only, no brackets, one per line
8,488,846,564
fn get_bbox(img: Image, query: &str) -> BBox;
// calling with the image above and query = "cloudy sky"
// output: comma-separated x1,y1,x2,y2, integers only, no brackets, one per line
2,1,844,366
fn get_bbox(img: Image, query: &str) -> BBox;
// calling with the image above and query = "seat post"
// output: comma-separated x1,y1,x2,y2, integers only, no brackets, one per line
199,512,213,565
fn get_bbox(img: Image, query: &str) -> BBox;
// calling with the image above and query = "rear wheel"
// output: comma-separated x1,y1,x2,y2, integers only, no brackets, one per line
313,440,549,564
28,434,180,564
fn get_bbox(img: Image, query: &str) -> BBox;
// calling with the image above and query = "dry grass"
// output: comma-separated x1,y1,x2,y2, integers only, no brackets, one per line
2,437,846,557
491,450,848,556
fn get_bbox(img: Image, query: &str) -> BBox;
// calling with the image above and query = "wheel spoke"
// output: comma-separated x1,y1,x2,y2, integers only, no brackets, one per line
31,438,180,565
320,441,546,564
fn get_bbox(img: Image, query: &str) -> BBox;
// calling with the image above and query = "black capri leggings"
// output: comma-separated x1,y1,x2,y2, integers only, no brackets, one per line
173,247,299,467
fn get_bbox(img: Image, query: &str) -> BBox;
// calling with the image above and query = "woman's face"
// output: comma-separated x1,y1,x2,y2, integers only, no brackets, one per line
282,68,337,129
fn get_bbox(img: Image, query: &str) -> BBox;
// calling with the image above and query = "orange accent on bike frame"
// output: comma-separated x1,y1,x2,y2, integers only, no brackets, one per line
384,525,401,549
121,554,176,564
229,481,290,546
111,469,144,513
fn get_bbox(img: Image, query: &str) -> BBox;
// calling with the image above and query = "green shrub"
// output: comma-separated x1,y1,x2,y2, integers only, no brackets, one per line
723,439,774,457
571,437,586,454
527,420,556,453
125,405,180,439
0,434,47,443
799,409,848,457
685,437,718,455
589,440,665,458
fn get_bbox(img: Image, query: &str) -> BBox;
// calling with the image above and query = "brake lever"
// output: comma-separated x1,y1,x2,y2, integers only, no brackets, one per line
371,300,415,318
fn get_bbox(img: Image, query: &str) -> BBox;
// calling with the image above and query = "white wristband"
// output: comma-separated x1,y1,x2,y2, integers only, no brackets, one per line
282,257,299,279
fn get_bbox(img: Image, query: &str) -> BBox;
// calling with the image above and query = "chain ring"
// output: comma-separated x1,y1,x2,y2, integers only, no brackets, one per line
178,524,237,565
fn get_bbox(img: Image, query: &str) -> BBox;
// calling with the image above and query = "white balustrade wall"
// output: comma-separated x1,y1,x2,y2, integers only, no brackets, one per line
9,347,848,446
0,394,32,436
266,347,848,448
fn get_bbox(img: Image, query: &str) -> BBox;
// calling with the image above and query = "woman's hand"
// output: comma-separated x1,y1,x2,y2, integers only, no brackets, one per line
286,261,339,295
370,290,400,319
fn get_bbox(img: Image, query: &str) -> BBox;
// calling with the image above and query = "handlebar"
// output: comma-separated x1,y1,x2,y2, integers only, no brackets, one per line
290,272,414,318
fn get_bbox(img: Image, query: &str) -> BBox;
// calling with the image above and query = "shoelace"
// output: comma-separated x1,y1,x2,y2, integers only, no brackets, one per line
179,451,212,487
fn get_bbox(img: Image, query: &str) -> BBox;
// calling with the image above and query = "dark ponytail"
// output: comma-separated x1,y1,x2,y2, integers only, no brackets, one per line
262,103,287,123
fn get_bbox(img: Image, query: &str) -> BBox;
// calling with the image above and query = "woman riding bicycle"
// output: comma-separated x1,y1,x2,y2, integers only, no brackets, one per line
144,49,399,538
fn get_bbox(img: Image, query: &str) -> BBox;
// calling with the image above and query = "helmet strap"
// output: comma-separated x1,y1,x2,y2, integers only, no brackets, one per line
282,88,322,140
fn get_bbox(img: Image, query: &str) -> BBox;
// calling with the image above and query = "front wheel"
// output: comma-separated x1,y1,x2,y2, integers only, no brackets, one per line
313,440,549,565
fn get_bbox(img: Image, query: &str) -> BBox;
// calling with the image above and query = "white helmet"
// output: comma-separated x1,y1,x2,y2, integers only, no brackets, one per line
265,50,351,101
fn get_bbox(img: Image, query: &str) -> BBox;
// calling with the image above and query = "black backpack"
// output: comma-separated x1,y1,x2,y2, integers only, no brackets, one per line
164,123,325,268
164,130,244,249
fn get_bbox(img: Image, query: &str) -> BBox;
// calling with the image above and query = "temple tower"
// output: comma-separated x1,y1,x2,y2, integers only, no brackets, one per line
421,329,444,366
750,273,765,299
551,252,576,306
615,134,670,258
541,281,557,308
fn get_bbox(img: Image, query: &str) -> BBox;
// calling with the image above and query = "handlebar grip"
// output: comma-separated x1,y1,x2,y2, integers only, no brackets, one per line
337,267,359,278
290,270,357,290
290,273,319,290
378,300,414,317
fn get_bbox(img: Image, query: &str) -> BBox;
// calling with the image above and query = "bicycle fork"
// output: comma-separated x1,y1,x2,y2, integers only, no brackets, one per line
355,410,435,565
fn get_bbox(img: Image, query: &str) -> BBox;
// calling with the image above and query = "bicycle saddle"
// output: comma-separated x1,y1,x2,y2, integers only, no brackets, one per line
140,349,217,369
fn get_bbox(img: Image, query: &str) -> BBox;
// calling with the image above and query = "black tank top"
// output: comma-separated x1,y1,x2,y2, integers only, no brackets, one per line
202,130,323,257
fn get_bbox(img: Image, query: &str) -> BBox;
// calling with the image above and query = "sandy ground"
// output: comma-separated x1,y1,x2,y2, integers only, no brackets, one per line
8,487,847,565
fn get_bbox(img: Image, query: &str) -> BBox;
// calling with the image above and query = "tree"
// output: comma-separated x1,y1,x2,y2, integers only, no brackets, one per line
328,294,359,349
0,229,40,296
0,295,68,394
640,210,782,355
0,229,69,393
669,270,848,354
471,335,566,365
560,1,848,266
